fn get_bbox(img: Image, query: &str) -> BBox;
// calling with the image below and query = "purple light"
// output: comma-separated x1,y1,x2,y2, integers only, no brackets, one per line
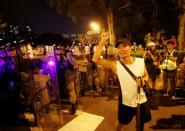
48,60,55,66
39,69,43,73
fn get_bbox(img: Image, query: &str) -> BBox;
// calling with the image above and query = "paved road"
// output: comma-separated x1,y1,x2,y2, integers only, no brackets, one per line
61,89,185,131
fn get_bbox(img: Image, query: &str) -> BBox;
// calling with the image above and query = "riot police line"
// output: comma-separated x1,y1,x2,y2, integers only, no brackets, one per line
0,41,65,128
0,39,101,128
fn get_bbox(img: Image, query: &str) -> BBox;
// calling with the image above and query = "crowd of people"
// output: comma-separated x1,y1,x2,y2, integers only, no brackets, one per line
92,31,185,131
131,32,185,99
0,31,184,130
0,41,103,122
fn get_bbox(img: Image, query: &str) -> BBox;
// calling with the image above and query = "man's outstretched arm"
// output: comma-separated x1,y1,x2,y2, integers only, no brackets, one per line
92,32,116,73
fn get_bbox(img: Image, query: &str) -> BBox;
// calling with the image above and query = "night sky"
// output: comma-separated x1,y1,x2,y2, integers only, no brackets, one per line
0,0,85,34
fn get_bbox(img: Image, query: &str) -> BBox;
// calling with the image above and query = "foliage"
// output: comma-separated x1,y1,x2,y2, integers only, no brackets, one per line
47,0,180,43
47,0,106,22
115,0,180,43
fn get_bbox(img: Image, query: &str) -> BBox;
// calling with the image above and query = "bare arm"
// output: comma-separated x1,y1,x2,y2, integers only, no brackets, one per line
168,56,177,62
144,50,157,62
92,32,116,74
165,50,178,62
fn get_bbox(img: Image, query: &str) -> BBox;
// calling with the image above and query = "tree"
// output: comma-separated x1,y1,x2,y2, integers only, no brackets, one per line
47,0,133,45
47,0,180,44
177,0,185,50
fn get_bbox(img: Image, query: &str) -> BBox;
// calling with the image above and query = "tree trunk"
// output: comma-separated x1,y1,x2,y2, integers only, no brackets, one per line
178,13,185,50
107,7,115,45
177,1,185,50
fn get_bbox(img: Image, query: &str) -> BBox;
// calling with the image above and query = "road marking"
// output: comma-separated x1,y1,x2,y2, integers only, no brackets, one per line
58,110,104,131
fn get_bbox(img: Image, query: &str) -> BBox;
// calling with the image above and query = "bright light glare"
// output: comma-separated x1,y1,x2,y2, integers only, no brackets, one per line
48,60,55,66
90,22,100,31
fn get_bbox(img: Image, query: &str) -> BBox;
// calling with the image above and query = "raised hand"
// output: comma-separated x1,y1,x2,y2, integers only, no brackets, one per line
100,31,109,45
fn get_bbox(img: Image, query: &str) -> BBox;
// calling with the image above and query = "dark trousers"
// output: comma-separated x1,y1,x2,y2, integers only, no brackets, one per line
163,69,176,96
118,103,145,131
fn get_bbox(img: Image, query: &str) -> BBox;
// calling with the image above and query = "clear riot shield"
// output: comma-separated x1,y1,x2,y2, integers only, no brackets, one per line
20,44,63,130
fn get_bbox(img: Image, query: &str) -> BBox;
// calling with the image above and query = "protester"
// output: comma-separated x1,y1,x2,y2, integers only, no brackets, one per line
144,42,160,89
144,32,154,46
92,32,150,131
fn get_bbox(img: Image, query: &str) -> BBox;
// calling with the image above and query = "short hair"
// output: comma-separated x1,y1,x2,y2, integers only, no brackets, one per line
115,38,131,48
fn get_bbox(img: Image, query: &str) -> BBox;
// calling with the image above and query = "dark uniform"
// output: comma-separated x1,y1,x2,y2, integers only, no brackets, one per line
0,55,22,126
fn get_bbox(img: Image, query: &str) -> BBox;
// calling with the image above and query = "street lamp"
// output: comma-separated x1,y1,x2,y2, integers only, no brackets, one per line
87,21,101,43
90,22,101,33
